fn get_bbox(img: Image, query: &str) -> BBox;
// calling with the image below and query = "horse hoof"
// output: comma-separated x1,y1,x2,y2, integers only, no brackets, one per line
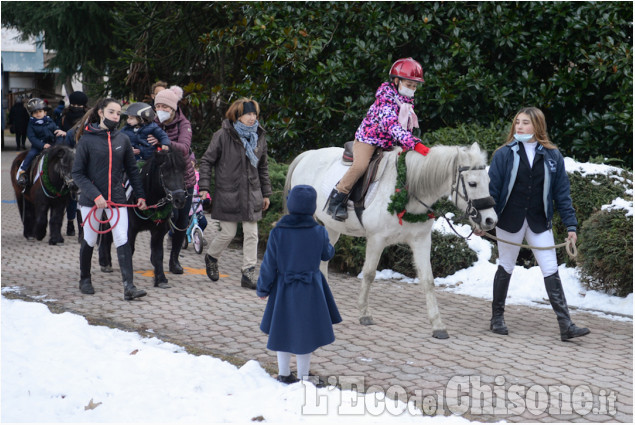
101,265,113,273
359,316,375,326
432,330,450,339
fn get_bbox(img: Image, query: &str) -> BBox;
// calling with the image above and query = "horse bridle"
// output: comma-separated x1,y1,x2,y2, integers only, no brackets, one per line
40,152,77,199
412,162,495,238
450,164,496,225
157,163,187,208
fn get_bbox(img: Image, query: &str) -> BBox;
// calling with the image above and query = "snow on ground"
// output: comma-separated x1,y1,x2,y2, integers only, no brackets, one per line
1,296,468,423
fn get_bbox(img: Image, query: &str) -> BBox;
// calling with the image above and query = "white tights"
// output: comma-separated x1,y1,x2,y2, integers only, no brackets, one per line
277,351,312,379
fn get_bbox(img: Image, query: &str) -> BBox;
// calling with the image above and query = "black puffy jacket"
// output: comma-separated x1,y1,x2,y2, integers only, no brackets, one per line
72,124,145,207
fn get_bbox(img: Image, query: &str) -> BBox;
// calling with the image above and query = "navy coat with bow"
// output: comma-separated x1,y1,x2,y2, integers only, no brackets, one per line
257,185,342,354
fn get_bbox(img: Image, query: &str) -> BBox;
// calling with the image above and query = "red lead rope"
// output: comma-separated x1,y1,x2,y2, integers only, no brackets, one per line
81,201,161,234
81,130,158,234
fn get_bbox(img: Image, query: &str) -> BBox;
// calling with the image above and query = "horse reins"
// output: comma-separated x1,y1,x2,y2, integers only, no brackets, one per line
412,151,577,259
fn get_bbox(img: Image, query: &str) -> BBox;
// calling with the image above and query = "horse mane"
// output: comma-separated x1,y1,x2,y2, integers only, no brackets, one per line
406,144,487,197
143,149,187,175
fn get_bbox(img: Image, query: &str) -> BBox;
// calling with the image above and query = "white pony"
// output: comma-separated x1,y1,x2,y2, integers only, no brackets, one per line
284,143,497,339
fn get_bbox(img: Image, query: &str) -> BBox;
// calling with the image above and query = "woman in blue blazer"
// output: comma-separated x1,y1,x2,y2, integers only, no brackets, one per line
480,107,589,342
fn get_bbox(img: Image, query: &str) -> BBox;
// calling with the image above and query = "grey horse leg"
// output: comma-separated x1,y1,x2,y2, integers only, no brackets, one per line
320,227,340,284
410,235,449,339
358,238,383,326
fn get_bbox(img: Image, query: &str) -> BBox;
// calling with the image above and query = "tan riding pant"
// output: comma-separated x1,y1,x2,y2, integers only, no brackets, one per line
336,141,377,194
206,220,258,270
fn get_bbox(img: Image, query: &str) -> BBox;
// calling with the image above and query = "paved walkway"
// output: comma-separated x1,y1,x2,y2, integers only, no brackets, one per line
1,141,632,422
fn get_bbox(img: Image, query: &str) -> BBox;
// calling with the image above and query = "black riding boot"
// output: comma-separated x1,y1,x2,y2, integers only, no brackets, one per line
326,188,349,221
490,266,511,335
117,243,147,301
66,220,76,236
79,240,95,294
544,272,590,341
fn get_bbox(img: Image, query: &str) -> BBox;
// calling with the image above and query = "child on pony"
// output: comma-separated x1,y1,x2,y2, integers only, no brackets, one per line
16,98,66,187
327,57,429,221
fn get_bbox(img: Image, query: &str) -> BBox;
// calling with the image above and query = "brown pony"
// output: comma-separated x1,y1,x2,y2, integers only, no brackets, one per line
10,144,78,244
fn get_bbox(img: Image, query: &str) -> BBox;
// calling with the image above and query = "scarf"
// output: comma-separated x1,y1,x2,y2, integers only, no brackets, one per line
389,86,419,131
233,120,260,168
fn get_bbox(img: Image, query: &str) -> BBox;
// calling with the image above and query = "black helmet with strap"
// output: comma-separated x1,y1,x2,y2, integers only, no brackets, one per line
27,98,47,113
123,102,156,123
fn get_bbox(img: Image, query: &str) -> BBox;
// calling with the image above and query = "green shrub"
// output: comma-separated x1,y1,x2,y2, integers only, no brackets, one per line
329,235,367,274
578,209,633,296
553,168,633,266
376,232,478,279
257,158,288,249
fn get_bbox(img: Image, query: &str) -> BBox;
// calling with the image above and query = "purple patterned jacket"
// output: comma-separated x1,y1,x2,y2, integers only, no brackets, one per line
354,82,422,150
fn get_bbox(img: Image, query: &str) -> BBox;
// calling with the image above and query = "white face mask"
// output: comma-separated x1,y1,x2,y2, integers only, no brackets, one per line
514,133,535,143
398,86,416,98
156,110,171,123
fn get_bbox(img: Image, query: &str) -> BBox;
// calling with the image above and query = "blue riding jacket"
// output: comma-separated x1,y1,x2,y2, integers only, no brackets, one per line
488,140,577,232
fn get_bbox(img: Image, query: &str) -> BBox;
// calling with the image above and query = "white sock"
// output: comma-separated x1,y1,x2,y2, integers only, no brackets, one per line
277,351,292,376
297,352,312,380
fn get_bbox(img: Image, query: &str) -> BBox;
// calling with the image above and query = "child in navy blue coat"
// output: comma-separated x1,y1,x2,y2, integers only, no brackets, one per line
16,98,66,187
121,102,170,161
257,185,342,384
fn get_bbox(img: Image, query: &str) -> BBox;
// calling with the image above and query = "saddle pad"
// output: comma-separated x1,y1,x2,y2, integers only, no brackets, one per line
124,179,133,199
33,156,45,185
320,149,397,209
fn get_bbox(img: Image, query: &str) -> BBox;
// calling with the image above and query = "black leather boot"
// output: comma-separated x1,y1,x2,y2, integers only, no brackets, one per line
490,266,511,335
66,220,76,236
79,240,95,295
326,188,349,221
544,272,590,341
117,243,147,301
17,170,28,188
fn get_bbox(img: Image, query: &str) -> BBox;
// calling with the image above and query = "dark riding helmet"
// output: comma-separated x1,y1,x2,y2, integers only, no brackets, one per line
389,58,424,83
27,98,47,113
123,102,156,123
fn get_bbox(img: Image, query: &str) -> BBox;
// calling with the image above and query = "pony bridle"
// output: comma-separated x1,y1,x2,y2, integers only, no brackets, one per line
156,164,187,207
451,164,496,224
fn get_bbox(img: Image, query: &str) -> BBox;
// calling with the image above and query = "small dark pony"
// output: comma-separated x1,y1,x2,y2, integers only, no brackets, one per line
99,150,187,287
10,144,78,244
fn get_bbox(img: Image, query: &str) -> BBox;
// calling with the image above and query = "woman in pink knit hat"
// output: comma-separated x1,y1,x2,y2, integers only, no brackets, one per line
149,85,196,275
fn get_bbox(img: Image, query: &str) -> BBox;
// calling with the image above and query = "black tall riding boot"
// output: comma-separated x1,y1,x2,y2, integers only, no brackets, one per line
117,243,147,301
326,188,349,221
490,266,511,335
79,240,95,295
544,272,590,341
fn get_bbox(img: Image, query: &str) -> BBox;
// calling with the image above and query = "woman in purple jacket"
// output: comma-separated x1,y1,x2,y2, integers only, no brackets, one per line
150,86,195,274
326,58,430,221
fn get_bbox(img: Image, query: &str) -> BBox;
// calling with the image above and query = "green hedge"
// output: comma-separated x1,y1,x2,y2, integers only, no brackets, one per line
578,209,633,297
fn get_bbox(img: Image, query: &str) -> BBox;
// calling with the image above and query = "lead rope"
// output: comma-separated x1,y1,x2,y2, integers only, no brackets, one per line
479,231,578,259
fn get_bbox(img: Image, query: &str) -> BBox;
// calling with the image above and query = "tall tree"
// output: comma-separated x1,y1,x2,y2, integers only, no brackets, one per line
2,1,117,96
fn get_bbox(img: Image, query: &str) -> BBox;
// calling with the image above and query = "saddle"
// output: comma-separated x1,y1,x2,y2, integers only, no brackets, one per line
341,141,385,222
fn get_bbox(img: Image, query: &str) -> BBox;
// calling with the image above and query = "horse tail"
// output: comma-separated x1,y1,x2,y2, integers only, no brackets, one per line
283,151,312,214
